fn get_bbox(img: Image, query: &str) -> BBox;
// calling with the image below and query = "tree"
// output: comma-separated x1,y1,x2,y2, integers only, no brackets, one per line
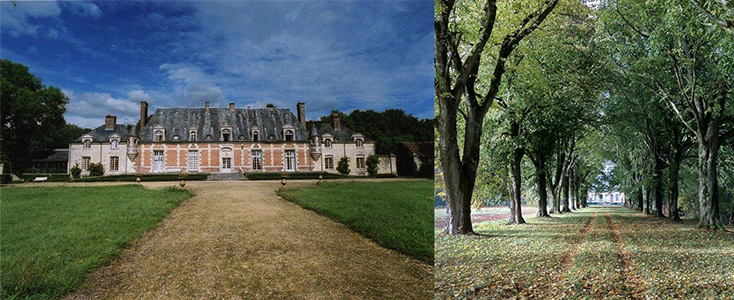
689,0,734,35
435,0,560,234
337,156,350,175
88,162,104,177
70,164,81,179
366,154,380,176
0,59,68,175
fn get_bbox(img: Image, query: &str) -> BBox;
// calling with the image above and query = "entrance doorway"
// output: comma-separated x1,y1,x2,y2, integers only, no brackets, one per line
222,157,232,173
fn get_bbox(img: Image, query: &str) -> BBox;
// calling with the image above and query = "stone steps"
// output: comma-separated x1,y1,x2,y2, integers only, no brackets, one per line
208,173,246,181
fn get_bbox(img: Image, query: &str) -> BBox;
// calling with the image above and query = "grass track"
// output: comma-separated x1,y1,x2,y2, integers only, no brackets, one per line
0,185,193,299
278,180,433,263
435,206,734,299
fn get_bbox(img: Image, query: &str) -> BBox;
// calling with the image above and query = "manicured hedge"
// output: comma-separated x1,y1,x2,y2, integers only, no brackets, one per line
246,172,352,180
373,173,399,178
20,174,71,182
71,173,210,182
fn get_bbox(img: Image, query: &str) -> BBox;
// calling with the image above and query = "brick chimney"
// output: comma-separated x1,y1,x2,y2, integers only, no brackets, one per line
104,114,117,130
331,112,341,130
296,102,306,127
139,101,148,132
205,101,210,113
229,102,235,111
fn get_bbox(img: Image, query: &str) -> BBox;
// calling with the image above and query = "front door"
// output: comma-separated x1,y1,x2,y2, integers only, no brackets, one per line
284,150,296,172
152,150,165,173
222,157,232,173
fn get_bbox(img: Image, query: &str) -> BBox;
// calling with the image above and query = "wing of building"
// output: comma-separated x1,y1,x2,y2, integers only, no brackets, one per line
68,101,396,176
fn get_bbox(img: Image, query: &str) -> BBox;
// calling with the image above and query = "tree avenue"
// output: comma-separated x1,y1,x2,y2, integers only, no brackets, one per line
435,0,733,234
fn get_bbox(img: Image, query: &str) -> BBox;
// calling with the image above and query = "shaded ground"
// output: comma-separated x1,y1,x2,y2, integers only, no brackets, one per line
64,180,431,299
435,206,734,299
434,206,539,229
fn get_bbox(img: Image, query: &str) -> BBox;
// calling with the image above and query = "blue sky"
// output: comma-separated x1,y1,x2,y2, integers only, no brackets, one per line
1,1,434,128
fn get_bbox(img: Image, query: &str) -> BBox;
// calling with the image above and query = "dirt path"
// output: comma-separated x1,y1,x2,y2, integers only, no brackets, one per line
65,181,432,299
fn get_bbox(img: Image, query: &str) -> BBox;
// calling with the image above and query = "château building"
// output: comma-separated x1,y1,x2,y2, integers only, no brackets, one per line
68,101,396,176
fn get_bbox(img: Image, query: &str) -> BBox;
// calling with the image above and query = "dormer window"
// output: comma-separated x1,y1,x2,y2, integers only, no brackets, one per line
268,135,275,141
205,134,213,141
324,138,332,148
84,139,92,149
356,139,363,148
190,130,197,142
172,135,180,141
110,139,119,149
284,129,294,142
154,130,164,142
238,134,246,140
251,127,261,142
222,129,231,142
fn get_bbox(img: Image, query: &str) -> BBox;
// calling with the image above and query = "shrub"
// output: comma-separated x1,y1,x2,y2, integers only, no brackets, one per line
72,173,209,182
366,155,380,176
70,164,82,178
246,172,348,180
88,163,104,177
337,156,350,175
417,158,435,178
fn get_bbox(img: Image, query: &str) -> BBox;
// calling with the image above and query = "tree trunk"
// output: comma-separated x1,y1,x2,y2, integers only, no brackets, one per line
697,139,724,230
636,188,643,212
569,170,576,211
668,158,681,222
548,178,561,214
562,173,571,212
643,183,651,215
508,148,526,224
438,93,475,235
652,161,665,218
535,156,550,217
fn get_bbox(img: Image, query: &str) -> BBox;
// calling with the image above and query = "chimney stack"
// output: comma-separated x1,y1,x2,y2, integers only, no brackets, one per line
229,102,235,111
105,114,117,130
139,101,148,132
205,101,210,113
331,112,341,130
296,102,306,127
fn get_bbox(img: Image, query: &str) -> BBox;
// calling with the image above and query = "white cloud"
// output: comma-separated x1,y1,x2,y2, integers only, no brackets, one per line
63,89,145,128
62,2,103,18
0,1,61,36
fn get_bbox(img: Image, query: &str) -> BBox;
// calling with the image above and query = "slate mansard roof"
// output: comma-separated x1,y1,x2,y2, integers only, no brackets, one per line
139,107,308,142
76,124,131,142
311,123,370,142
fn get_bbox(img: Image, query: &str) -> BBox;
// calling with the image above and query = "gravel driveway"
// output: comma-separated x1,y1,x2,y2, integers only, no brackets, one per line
64,180,432,299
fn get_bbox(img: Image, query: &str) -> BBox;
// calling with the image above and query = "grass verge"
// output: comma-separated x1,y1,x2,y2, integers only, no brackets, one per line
0,185,193,299
278,180,433,263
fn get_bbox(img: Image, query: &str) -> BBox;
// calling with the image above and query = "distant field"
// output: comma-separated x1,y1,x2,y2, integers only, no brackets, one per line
435,206,538,229
0,185,193,299
279,180,433,263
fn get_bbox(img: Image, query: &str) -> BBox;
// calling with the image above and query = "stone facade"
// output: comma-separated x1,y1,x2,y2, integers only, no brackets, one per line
68,102,396,176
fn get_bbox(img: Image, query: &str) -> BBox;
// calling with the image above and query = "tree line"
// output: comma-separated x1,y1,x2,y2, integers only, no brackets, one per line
435,0,733,234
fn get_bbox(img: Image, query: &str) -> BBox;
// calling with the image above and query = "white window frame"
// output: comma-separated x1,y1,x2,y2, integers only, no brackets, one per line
187,150,199,172
324,156,334,169
324,139,332,148
356,139,363,148
154,130,165,142
252,150,263,170
356,155,365,169
82,156,91,170
110,156,119,171
110,139,119,149
190,130,197,142
284,149,296,172
83,139,92,149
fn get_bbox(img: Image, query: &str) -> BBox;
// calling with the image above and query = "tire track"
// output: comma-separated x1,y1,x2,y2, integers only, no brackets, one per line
606,211,647,299
560,212,596,274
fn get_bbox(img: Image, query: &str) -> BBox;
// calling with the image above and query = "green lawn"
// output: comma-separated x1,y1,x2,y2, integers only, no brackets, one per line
278,180,433,263
435,206,734,299
0,185,193,299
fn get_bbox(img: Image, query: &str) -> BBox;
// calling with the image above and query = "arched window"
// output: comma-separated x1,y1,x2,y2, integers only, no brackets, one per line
253,132,259,142
324,139,332,148
356,138,363,148
154,130,164,142
190,131,197,142
84,140,91,149
110,139,119,149
284,129,294,141
222,129,231,142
